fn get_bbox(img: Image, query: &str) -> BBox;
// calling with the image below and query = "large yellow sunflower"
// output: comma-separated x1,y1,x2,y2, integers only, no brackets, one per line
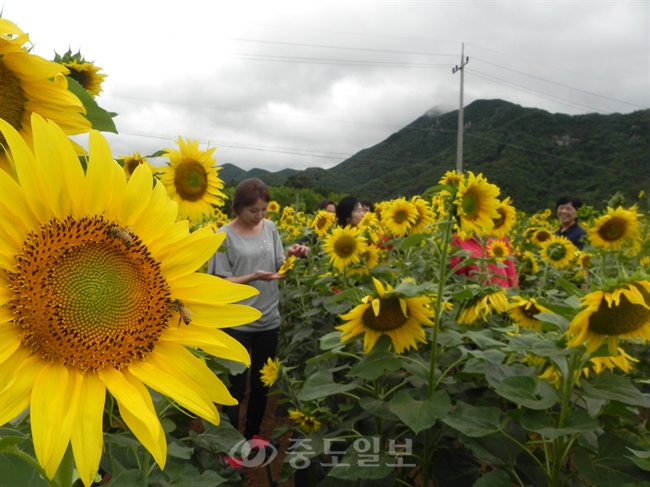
487,239,510,262
337,278,434,354
540,235,577,269
311,210,336,238
567,280,650,355
0,19,91,173
158,137,226,222
0,115,261,486
381,198,418,237
322,225,367,272
588,206,642,250
454,172,500,236
491,197,516,238
509,296,552,331
531,228,553,245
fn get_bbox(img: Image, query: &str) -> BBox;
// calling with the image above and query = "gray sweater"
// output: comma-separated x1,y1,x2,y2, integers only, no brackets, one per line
208,220,285,332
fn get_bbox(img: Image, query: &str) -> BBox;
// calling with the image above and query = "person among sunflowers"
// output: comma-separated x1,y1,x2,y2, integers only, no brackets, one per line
208,178,308,452
450,233,519,288
554,195,587,249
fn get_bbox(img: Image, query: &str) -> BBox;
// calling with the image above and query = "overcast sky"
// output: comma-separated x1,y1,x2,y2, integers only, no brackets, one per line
4,1,649,172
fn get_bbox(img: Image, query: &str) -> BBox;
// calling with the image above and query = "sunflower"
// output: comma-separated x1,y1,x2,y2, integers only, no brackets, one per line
487,239,510,262
311,210,336,238
120,152,157,178
260,357,281,387
158,137,226,222
518,250,540,276
348,245,382,277
509,296,552,331
531,229,553,245
382,198,418,237
0,115,261,486
491,197,516,238
588,206,642,250
567,280,650,355
577,251,593,270
337,278,434,354
409,196,436,234
267,200,281,213
288,409,322,434
540,235,577,269
588,347,639,375
454,172,501,236
0,19,91,173
439,169,465,186
458,288,509,325
54,50,107,98
322,226,367,272
277,255,297,275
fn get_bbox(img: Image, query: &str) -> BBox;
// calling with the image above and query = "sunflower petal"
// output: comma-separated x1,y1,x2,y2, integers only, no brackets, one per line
160,227,226,280
169,273,259,305
0,325,21,364
0,353,42,424
128,358,220,425
70,373,105,487
161,327,250,366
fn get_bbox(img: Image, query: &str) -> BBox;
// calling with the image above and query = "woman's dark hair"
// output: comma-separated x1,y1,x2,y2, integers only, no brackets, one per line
360,200,374,212
555,195,583,210
232,178,271,215
336,196,359,227
317,199,336,210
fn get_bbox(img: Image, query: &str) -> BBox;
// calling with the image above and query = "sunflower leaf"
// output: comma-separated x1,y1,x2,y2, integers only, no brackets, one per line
471,468,512,487
495,376,558,410
441,402,507,437
298,370,361,402
582,371,650,407
520,409,598,439
347,350,402,380
388,390,450,434
65,77,117,133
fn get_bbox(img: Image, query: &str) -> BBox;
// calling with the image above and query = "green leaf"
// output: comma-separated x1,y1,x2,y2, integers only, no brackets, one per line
441,402,507,437
327,445,395,480
388,390,450,434
347,350,402,379
535,312,569,331
520,409,598,439
167,440,194,459
582,371,650,407
298,370,360,402
397,233,427,251
485,363,536,388
463,329,503,348
359,397,399,421
574,433,650,487
320,331,344,350
472,469,512,487
495,376,558,410
0,453,49,487
65,77,117,133
0,437,25,452
188,420,245,454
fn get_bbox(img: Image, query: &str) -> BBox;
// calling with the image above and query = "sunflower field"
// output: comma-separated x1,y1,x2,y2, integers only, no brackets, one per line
1,16,649,487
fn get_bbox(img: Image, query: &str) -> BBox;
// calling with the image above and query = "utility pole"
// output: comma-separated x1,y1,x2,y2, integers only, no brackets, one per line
452,43,469,173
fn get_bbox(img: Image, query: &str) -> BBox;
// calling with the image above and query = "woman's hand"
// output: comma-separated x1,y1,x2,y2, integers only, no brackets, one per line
287,243,309,258
254,270,284,281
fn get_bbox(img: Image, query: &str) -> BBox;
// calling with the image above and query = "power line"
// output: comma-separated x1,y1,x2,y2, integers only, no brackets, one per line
472,57,647,109
466,43,648,93
466,69,610,114
103,94,404,128
226,52,453,68
223,37,459,58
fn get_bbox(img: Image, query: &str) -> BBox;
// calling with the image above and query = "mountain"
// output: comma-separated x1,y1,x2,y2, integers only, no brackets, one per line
220,99,650,212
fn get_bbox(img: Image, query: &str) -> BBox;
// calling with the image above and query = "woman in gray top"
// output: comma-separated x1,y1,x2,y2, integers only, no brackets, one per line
208,178,308,445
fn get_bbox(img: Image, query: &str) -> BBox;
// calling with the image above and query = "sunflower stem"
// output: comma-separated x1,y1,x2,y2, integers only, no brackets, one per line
422,211,454,487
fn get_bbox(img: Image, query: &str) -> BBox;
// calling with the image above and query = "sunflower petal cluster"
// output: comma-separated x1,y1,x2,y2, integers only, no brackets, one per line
0,19,91,172
491,197,517,238
0,115,261,487
337,278,434,354
288,409,322,433
260,357,282,387
322,225,367,272
454,172,501,236
567,279,650,354
588,206,642,251
311,210,336,238
53,49,107,98
158,137,226,222
382,198,419,237
540,235,577,269
509,296,552,331
458,288,509,325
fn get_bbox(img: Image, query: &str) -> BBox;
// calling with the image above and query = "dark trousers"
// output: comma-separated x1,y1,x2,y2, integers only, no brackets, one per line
222,327,279,440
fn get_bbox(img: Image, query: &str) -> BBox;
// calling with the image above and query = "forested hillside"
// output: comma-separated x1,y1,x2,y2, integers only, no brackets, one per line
223,99,649,212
